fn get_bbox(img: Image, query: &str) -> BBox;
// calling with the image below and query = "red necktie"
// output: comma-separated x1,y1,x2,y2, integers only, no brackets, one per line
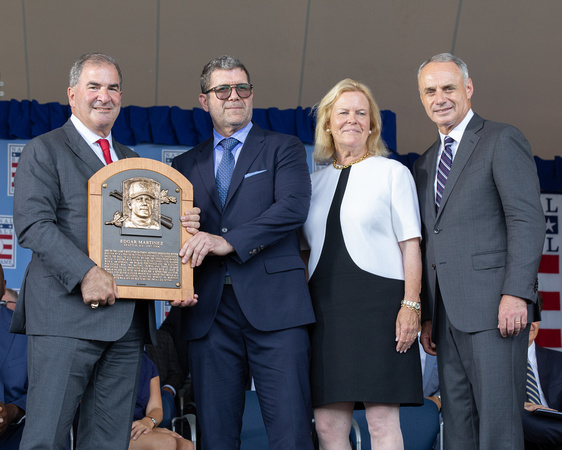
97,138,113,165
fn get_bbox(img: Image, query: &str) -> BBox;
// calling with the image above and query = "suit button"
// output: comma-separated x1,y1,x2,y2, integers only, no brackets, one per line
432,264,436,270
433,228,441,234
221,227,228,233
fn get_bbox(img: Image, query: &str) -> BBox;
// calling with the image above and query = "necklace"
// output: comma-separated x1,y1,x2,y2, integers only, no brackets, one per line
332,152,369,170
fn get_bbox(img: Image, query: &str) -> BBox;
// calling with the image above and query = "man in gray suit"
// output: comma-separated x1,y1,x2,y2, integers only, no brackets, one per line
413,53,545,449
11,53,158,449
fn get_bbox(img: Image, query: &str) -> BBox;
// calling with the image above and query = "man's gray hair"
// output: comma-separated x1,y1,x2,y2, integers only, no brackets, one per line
69,52,123,89
417,53,469,85
200,55,250,93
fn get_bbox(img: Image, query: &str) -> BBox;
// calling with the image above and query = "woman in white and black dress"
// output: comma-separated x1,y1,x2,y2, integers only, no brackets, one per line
301,79,423,450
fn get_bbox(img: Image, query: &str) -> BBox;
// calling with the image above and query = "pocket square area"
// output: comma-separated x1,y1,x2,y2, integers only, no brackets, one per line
244,170,267,178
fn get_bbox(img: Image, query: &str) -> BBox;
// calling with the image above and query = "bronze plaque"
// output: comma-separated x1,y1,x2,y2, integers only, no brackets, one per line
88,158,193,301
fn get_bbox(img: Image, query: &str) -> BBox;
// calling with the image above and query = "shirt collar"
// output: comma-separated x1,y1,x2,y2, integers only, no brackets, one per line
70,114,113,145
439,109,474,145
213,121,253,150
528,341,537,366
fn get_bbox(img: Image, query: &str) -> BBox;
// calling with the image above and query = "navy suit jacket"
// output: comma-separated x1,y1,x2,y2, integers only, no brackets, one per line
172,124,315,340
423,353,440,398
537,345,562,411
0,306,27,412
523,345,562,447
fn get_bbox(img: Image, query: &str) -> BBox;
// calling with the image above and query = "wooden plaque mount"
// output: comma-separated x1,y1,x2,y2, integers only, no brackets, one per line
88,158,193,301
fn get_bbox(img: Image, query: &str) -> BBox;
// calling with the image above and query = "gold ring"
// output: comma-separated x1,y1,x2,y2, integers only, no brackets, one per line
91,302,100,309
515,321,521,324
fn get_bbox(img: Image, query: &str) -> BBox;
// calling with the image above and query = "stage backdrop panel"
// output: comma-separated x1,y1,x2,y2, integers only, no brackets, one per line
539,193,562,350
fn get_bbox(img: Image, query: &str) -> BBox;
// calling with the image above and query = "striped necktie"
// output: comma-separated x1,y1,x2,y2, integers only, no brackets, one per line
435,136,454,211
526,360,542,405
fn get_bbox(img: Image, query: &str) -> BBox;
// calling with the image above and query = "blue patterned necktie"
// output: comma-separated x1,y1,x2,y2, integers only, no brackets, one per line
435,136,454,211
216,137,239,206
526,360,542,405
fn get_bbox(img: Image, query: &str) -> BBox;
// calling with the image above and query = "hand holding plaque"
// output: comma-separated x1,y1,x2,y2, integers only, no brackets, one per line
88,158,194,301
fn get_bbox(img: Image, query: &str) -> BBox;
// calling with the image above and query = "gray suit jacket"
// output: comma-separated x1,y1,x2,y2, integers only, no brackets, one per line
11,119,156,342
413,113,545,334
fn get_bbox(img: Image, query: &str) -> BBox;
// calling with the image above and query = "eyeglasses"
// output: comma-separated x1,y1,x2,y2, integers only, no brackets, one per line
203,83,253,100
0,300,16,306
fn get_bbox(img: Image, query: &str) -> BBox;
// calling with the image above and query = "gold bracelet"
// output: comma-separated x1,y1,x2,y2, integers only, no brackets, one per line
401,303,421,318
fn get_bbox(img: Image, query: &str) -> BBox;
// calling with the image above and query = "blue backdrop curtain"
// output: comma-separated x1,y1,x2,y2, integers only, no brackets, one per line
1,99,560,191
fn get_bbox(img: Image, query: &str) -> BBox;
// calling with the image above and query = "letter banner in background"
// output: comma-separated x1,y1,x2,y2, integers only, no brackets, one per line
539,194,562,350
0,216,16,268
7,144,23,196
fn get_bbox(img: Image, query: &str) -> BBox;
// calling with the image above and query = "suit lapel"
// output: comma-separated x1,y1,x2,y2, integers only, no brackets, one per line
195,138,223,212
425,141,440,222
224,125,265,208
62,120,105,174
436,114,484,220
112,140,131,160
536,346,558,409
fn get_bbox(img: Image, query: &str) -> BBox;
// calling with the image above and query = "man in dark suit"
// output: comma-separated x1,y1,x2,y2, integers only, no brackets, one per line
413,53,545,449
11,52,160,450
145,327,186,427
523,319,562,449
0,266,27,450
172,55,315,449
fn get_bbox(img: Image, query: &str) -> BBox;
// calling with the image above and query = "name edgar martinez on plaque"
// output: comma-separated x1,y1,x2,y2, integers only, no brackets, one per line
89,158,193,301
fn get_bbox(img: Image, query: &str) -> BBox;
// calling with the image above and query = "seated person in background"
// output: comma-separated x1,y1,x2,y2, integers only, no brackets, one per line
420,337,440,410
523,310,562,450
145,327,186,428
129,352,193,450
0,266,28,450
2,288,18,307
159,307,190,379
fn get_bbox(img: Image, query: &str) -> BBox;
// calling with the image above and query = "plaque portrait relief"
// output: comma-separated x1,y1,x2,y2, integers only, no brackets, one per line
89,158,194,301
123,179,161,230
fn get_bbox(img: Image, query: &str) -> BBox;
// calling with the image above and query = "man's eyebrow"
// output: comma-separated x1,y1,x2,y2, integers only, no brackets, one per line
86,81,120,89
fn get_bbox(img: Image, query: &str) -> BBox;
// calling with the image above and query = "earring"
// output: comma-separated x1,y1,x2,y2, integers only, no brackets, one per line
326,128,330,133
369,130,372,135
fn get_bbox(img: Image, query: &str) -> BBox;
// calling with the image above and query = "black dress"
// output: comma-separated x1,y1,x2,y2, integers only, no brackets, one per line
308,167,423,407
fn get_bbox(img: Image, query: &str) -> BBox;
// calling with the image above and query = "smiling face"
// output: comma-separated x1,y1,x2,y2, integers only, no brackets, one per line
329,91,371,155
68,62,122,137
418,61,473,135
199,68,253,137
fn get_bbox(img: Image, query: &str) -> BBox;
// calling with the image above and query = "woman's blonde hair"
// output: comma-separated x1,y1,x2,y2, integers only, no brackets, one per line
313,78,388,164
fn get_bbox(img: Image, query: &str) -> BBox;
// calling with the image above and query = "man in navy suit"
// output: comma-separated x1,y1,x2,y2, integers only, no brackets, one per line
523,318,562,449
0,266,27,450
172,55,315,449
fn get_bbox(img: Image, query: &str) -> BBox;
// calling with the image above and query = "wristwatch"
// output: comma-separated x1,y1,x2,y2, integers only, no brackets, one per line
147,416,157,428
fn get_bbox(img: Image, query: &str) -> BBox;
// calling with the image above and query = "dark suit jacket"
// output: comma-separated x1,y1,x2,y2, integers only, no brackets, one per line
423,352,439,398
172,123,315,340
159,307,190,376
145,328,185,393
413,113,545,334
0,306,27,412
523,345,562,448
537,346,562,411
11,119,156,342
